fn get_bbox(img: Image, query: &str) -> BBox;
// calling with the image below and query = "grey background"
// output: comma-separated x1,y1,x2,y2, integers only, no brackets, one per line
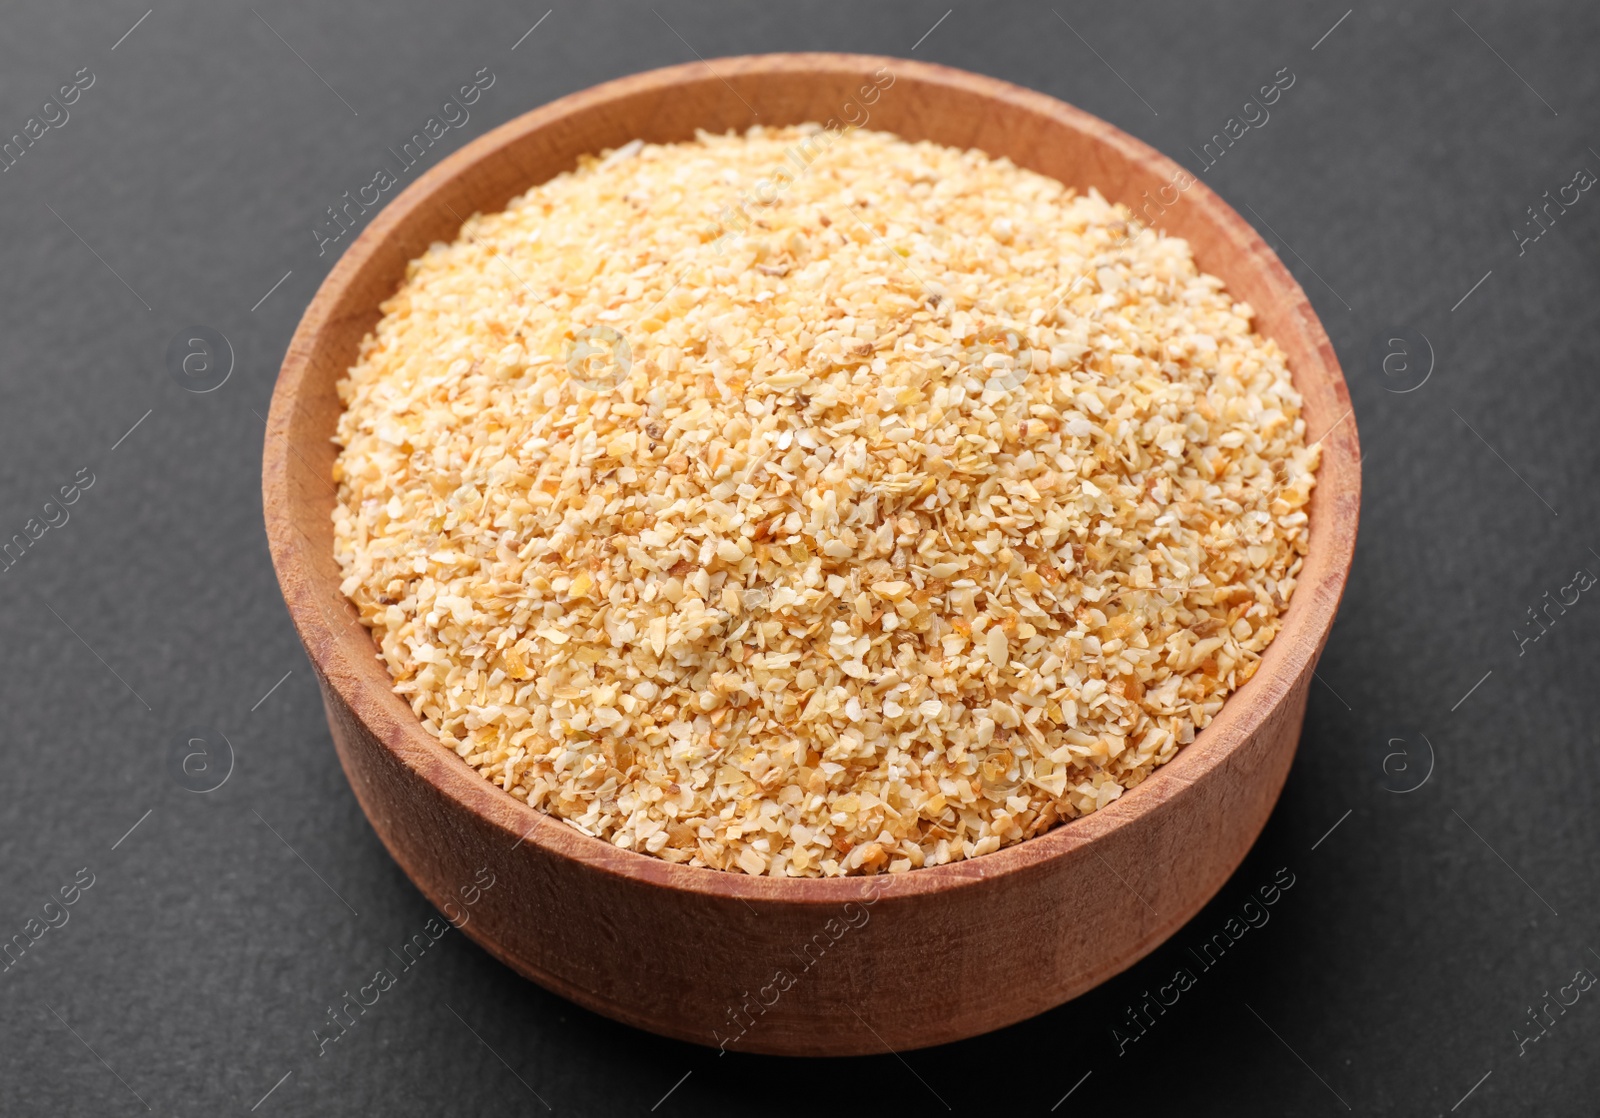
1,1,1596,1114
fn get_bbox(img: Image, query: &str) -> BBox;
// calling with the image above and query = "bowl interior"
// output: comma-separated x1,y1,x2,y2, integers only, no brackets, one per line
265,53,1359,900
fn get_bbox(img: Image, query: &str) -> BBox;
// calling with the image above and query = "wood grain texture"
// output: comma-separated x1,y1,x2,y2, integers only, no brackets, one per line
263,53,1360,1056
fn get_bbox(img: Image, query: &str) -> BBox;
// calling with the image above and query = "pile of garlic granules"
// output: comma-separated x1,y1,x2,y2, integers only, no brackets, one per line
332,125,1319,877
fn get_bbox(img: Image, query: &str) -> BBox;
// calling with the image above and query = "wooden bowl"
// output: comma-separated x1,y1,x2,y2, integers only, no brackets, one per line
264,53,1359,1057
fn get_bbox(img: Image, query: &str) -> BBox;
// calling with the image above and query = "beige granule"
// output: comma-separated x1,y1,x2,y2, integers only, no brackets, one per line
332,125,1318,877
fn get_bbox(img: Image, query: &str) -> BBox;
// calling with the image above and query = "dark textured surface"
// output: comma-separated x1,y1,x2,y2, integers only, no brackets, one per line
1,2,1595,1114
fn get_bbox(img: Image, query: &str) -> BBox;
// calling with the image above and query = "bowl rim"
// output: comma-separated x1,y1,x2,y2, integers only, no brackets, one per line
264,51,1360,906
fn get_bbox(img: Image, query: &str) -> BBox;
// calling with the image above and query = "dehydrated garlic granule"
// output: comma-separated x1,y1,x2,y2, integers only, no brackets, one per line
332,125,1319,877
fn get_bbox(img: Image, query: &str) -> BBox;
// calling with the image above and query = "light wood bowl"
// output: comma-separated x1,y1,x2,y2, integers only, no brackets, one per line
264,53,1359,1057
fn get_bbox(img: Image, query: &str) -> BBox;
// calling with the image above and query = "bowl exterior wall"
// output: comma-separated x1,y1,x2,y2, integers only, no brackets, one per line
316,653,1310,1056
